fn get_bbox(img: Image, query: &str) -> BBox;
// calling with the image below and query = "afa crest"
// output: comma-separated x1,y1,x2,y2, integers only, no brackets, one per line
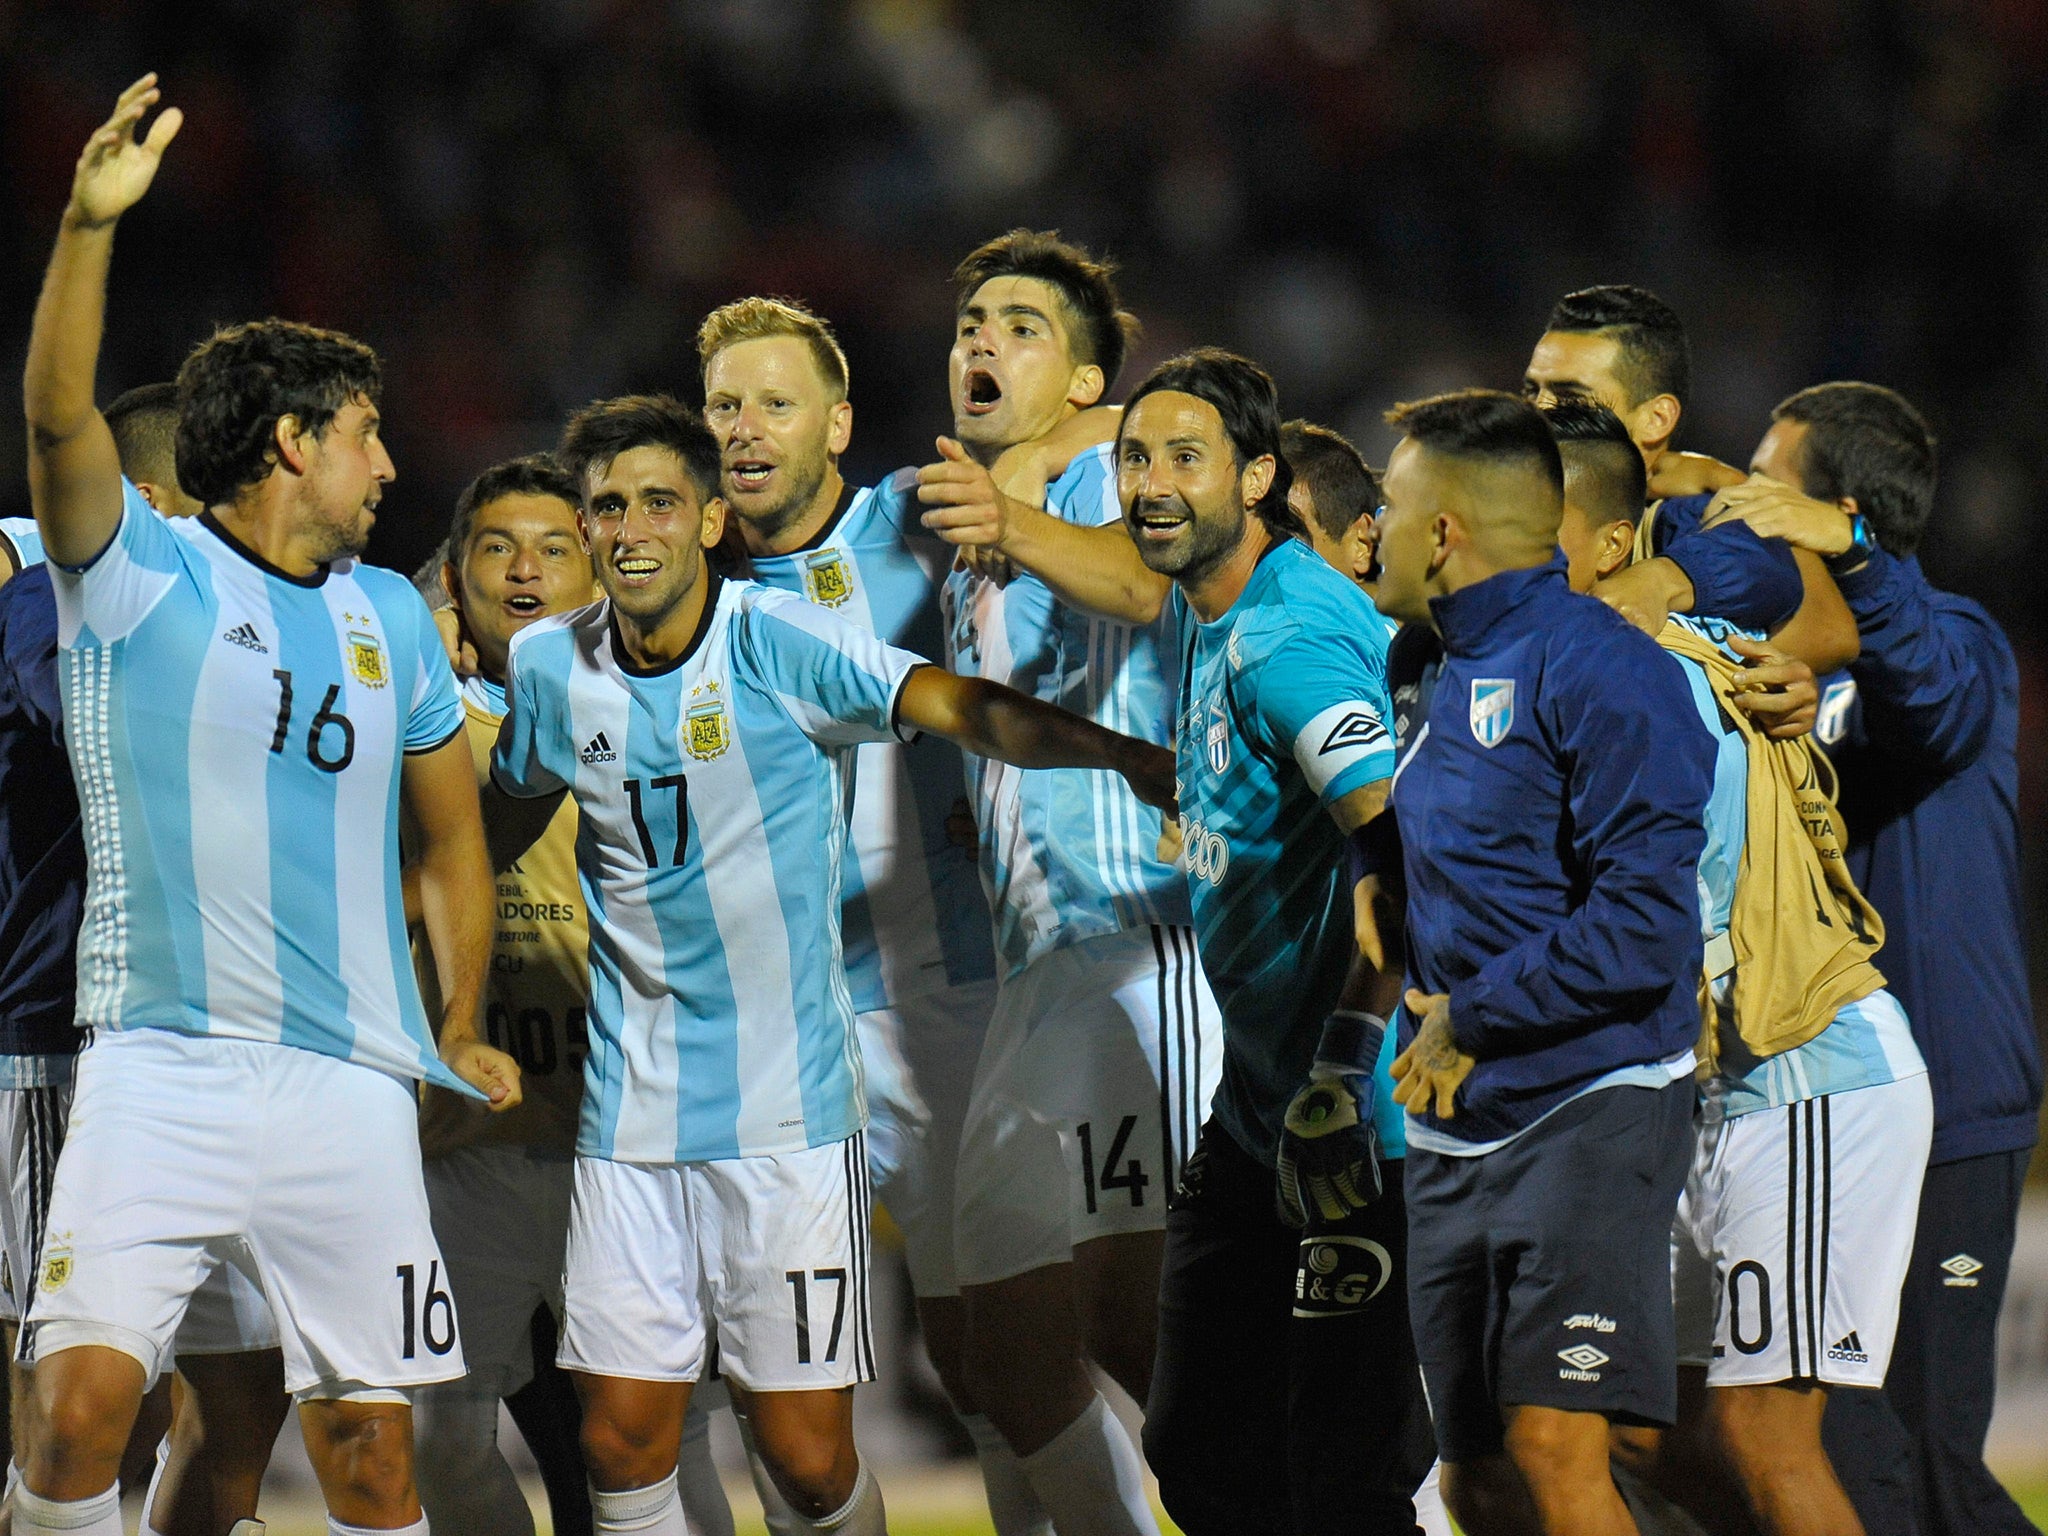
803,550,854,609
1469,678,1515,748
347,630,390,689
39,1247,71,1293
686,699,731,761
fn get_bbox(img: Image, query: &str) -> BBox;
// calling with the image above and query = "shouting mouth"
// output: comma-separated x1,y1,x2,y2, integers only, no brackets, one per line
961,369,1003,417
503,592,545,617
728,458,776,493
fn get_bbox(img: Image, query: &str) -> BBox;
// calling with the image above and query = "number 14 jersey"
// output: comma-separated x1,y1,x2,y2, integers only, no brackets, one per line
493,575,924,1165
50,481,467,1092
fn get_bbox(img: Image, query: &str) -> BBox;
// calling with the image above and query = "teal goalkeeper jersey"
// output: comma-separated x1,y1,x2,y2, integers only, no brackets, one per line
745,474,995,1011
1173,537,1404,1166
943,443,1190,978
50,481,469,1092
493,575,924,1164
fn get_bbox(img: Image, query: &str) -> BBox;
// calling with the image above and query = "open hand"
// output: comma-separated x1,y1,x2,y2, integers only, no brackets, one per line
71,74,183,229
1390,989,1476,1119
1703,475,1854,557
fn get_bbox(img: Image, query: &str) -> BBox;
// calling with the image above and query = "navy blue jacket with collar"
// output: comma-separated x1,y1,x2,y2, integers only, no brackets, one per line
1392,556,1715,1147
1819,548,2039,1165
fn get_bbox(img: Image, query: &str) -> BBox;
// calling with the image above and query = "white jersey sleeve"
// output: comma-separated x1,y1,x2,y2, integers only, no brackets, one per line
735,589,923,749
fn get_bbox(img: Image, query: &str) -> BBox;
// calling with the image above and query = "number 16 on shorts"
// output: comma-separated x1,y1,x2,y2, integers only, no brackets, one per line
396,1260,459,1361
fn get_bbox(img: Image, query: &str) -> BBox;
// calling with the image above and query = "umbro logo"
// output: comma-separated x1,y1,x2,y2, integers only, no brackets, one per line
1826,1331,1869,1364
1557,1344,1608,1381
579,732,617,765
1940,1254,1983,1288
222,622,268,653
1319,707,1388,755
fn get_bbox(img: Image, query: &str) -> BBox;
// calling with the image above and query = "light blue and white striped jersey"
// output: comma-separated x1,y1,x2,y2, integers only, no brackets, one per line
1,519,45,573
492,575,924,1164
1669,613,1925,1117
942,443,1190,978
50,481,469,1092
1173,537,1404,1167
745,474,994,1012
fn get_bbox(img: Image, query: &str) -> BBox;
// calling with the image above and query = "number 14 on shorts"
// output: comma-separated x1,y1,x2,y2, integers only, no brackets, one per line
1078,1115,1150,1214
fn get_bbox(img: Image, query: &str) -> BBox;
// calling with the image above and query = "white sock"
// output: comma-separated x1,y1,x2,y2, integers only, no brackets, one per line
328,1519,426,1535
674,1397,734,1536
229,1523,267,1535
734,1410,799,1536
10,1483,124,1536
139,1435,171,1536
1016,1394,1159,1536
1413,1459,1454,1536
961,1412,1053,1536
796,1460,885,1536
590,1473,690,1535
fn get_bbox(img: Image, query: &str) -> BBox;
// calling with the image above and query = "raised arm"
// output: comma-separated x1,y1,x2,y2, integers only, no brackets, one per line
895,664,1175,811
917,437,1170,624
24,76,182,567
402,733,522,1110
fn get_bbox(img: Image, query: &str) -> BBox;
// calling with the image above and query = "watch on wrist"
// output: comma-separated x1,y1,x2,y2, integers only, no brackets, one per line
1823,512,1875,572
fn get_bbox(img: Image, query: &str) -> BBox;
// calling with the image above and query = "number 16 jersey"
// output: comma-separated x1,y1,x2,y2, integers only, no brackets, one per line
50,481,468,1092
493,574,924,1165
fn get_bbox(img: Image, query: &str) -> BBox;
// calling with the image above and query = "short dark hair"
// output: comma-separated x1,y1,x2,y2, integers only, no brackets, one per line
104,381,183,490
1544,284,1691,407
1541,399,1647,528
1386,389,1564,494
1280,420,1378,542
556,394,722,507
174,320,382,507
1772,383,1938,558
953,230,1140,393
1123,348,1300,536
446,453,583,562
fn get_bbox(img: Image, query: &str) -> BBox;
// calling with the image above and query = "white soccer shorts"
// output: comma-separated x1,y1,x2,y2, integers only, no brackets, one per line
1673,1071,1933,1389
5,1064,277,1358
559,1132,875,1393
421,1143,573,1397
857,979,995,1299
26,1028,461,1399
953,924,1222,1288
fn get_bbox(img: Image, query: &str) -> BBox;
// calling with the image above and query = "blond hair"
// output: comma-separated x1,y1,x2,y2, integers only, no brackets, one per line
696,296,850,399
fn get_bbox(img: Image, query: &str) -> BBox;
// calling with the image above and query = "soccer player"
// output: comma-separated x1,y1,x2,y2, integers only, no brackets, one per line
486,393,1175,1536
1549,399,1933,1536
1704,385,2040,1536
1107,349,1428,1534
696,295,1052,1532
18,78,519,1536
1521,284,1857,668
1371,390,1713,1536
1281,418,1381,589
408,454,600,1536
916,231,1223,1536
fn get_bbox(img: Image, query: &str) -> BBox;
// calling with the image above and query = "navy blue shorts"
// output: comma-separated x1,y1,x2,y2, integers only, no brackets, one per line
1404,1079,1692,1463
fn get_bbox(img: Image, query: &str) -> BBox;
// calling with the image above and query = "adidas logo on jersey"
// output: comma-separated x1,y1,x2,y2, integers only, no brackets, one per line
580,732,617,765
1940,1253,1983,1287
222,622,268,653
1826,1331,1869,1363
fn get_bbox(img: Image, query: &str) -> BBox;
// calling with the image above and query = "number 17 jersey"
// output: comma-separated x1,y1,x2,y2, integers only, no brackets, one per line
50,481,468,1092
493,575,925,1165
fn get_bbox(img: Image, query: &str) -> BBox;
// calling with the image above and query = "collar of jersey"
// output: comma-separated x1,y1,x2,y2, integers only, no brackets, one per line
197,513,330,588
608,572,723,678
1428,552,1567,658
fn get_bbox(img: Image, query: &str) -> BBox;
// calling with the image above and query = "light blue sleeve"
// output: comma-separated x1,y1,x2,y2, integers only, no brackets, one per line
1258,631,1397,804
0,518,44,572
1048,442,1121,528
401,588,464,752
745,593,923,747
491,636,568,798
49,479,186,644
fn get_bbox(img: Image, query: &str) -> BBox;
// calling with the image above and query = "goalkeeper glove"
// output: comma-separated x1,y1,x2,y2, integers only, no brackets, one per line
1276,1010,1386,1228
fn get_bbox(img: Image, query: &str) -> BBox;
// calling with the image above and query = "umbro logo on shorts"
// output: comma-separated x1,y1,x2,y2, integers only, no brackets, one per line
1940,1253,1983,1287
1557,1344,1608,1380
580,731,618,765
1826,1331,1869,1363
222,621,268,653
